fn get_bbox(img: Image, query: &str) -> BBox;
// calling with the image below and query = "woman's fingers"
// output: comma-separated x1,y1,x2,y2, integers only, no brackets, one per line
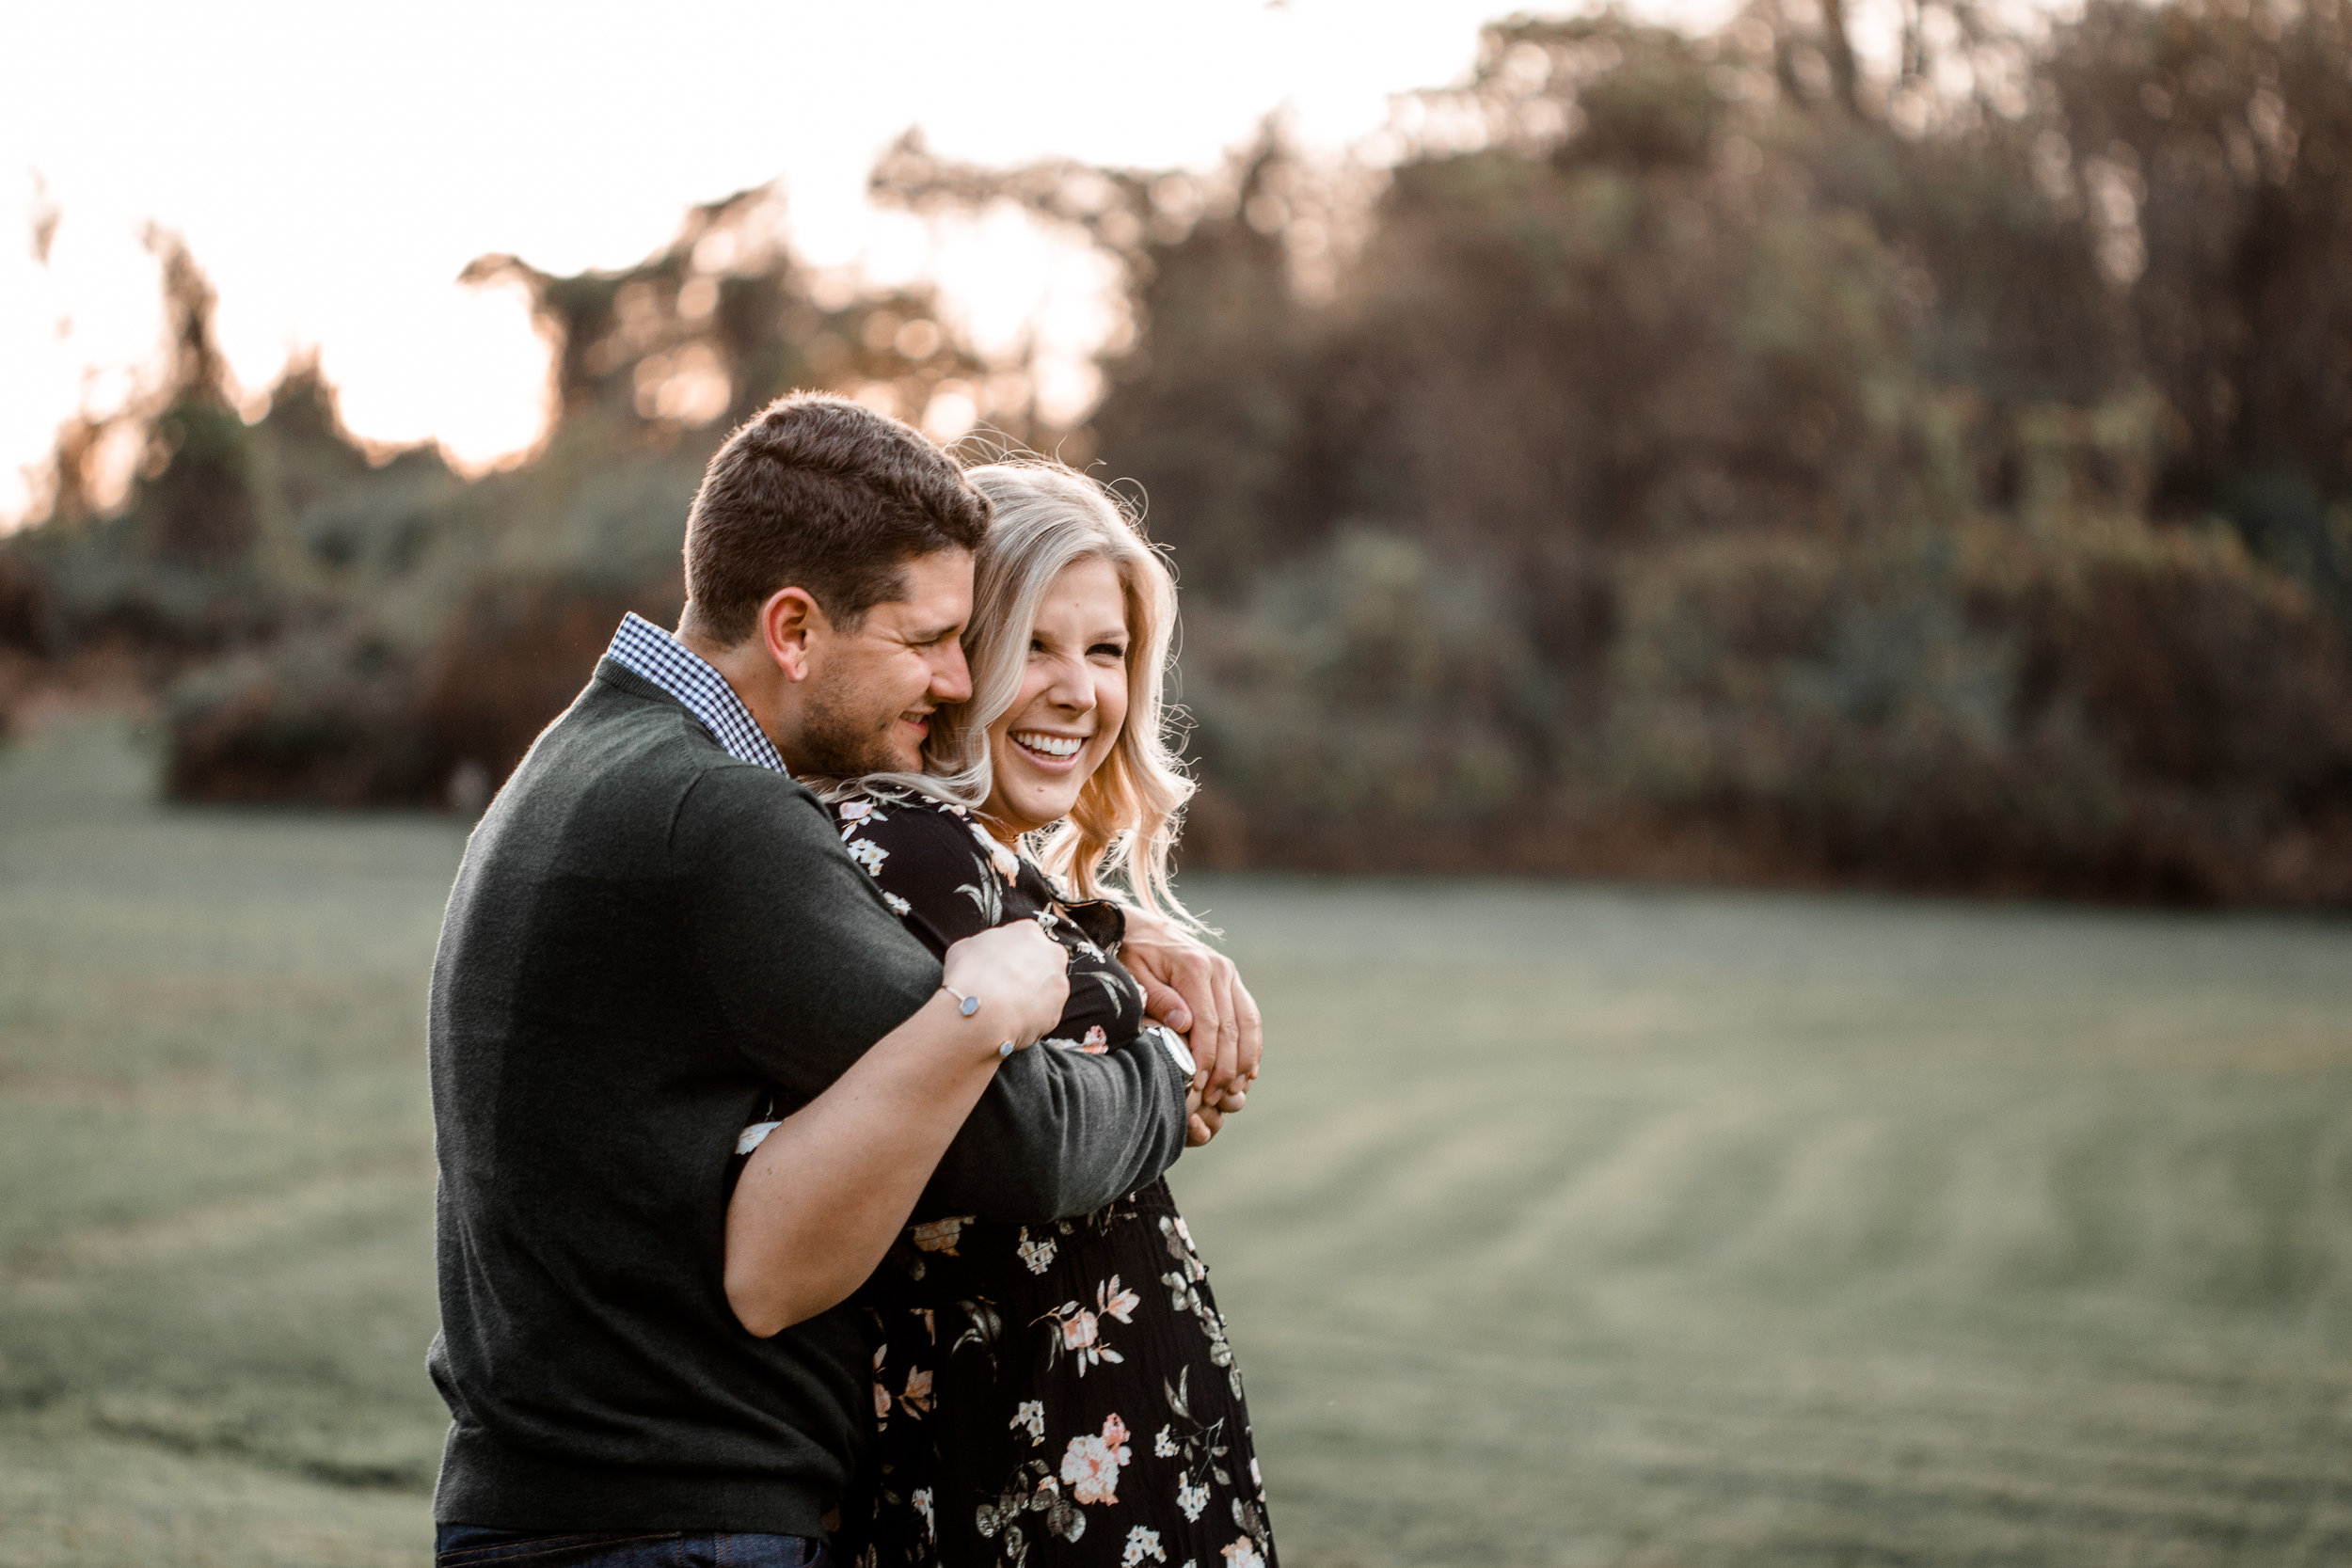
1119,927,1192,1034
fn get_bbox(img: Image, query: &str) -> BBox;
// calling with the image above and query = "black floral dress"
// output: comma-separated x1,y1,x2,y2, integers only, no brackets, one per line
822,788,1276,1568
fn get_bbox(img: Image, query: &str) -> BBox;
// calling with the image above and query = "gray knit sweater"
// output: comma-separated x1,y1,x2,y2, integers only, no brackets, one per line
425,660,1189,1534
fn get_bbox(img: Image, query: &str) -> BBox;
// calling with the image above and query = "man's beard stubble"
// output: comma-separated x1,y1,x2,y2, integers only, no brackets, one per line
797,674,922,780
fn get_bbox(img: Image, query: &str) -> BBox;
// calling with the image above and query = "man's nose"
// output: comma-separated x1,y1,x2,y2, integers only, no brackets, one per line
930,641,974,705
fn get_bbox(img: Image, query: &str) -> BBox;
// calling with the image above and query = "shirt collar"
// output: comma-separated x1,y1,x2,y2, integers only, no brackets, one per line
603,612,789,775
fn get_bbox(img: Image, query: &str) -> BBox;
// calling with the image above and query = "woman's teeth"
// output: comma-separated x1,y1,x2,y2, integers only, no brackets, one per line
1012,731,1084,759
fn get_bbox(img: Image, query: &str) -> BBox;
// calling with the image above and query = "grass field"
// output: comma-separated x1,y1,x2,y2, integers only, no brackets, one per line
4,719,2351,1566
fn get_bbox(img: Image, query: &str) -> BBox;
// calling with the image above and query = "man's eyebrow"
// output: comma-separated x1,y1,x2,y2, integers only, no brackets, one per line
902,618,964,642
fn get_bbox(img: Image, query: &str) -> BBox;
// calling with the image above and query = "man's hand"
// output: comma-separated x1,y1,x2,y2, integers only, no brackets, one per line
1121,907,1263,1102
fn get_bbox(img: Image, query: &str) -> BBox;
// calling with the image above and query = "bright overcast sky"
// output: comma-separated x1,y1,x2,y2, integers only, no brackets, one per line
0,0,1747,525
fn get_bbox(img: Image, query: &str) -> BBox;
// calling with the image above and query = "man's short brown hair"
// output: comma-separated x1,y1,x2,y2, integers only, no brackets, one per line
682,393,990,643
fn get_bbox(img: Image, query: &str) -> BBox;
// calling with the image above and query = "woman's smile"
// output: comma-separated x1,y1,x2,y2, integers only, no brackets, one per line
1009,729,1089,766
982,555,1131,837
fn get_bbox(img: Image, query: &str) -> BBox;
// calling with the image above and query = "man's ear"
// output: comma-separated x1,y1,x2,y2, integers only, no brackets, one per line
757,587,828,684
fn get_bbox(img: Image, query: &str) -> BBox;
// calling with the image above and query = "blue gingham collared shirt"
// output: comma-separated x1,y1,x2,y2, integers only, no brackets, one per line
603,612,789,775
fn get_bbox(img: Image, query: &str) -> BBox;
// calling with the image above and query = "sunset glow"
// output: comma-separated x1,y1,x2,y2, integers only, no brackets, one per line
4,0,1765,524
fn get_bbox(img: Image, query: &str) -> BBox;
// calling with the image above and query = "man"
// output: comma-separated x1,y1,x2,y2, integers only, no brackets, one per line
426,394,1259,1568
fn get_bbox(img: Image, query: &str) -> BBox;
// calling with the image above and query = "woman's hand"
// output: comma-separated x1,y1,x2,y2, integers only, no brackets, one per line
1184,1079,1246,1147
941,918,1071,1057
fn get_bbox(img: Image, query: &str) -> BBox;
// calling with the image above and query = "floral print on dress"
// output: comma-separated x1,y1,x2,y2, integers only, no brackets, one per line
823,788,1277,1568
1038,1273,1140,1377
873,1344,934,1428
967,817,1023,882
1041,1024,1113,1055
910,1217,969,1255
956,866,1007,927
1060,1413,1132,1504
1158,1218,1243,1402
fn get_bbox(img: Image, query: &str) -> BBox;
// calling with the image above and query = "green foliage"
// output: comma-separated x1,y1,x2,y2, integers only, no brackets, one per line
1605,509,2352,898
4,0,2349,900
1185,531,1549,838
2047,0,2352,516
1,190,1004,803
885,0,2352,900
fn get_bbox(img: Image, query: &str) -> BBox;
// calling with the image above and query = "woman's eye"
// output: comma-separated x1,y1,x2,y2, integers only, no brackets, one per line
1091,643,1128,660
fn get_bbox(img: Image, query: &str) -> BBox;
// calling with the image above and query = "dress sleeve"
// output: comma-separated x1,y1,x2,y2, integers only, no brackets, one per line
836,794,1191,1222
834,795,1022,955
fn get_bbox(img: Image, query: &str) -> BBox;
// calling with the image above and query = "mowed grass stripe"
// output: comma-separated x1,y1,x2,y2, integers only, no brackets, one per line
8,721,2352,1564
1175,878,2352,1561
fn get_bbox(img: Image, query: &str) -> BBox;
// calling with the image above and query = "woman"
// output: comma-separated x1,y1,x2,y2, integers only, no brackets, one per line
740,460,1275,1568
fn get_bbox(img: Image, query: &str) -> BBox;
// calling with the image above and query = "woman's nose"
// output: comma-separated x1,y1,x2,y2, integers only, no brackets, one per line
1045,653,1094,710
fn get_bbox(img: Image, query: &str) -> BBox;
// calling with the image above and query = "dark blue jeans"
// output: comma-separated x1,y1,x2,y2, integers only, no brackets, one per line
433,1526,831,1568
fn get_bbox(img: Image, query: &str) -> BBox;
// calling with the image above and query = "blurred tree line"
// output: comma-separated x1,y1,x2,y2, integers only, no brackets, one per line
4,0,2349,903
0,191,1000,803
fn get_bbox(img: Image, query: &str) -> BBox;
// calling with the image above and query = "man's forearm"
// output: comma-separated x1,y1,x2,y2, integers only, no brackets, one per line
920,1036,1190,1222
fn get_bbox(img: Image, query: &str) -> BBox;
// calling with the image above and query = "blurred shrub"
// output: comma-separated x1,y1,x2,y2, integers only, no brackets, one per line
163,633,437,806
0,547,48,654
7,0,2349,905
1607,514,2352,901
1182,531,1550,863
416,569,686,789
872,0,2352,903
8,193,992,803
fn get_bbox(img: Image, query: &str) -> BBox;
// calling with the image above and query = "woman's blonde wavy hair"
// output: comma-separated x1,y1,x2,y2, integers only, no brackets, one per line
847,458,1204,931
